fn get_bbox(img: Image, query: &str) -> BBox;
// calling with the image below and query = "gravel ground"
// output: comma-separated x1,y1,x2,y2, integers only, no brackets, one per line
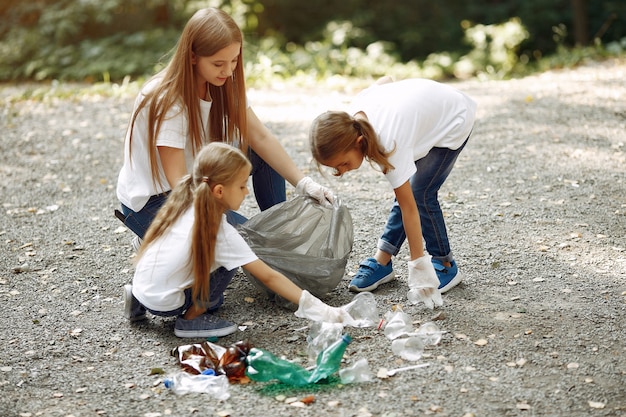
1,58,625,417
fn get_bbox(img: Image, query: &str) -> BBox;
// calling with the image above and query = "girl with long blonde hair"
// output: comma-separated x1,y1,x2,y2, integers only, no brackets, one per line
116,7,333,243
124,143,349,337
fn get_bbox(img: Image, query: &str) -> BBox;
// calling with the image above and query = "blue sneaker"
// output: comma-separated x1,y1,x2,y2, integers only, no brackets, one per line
432,260,463,293
349,258,395,292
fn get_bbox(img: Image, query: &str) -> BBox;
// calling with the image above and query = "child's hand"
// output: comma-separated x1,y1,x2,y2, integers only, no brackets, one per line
407,255,444,309
294,290,353,324
296,176,335,207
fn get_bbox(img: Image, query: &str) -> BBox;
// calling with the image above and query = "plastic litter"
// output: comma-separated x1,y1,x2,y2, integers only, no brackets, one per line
341,292,380,327
171,340,252,383
389,321,444,361
163,371,230,399
339,358,374,384
391,336,426,361
306,321,344,361
382,309,413,340
246,334,352,386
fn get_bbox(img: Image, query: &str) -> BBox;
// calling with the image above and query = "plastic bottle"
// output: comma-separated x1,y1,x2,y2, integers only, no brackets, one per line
245,347,312,386
338,357,374,384
307,321,344,361
246,334,352,386
391,336,426,361
308,334,352,383
383,310,413,340
163,372,230,400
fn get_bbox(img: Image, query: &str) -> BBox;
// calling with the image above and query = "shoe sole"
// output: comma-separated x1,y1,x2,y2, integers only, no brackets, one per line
439,271,463,294
349,271,396,293
123,284,146,322
174,323,238,338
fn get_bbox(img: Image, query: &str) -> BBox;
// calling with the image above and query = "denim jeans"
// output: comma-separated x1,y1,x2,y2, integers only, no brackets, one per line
143,267,237,318
377,138,469,263
248,148,286,211
119,149,285,237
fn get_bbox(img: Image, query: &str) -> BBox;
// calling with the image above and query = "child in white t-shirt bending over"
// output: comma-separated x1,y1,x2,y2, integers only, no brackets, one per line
124,142,349,338
309,77,477,308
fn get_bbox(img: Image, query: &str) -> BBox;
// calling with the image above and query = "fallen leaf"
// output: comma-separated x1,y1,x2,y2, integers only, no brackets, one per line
300,395,315,404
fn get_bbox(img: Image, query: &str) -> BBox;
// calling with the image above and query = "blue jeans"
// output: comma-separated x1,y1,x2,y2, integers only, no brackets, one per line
248,148,286,210
119,150,284,237
377,138,469,264
143,267,237,317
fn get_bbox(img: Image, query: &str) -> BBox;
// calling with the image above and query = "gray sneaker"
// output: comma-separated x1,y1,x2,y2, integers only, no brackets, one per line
174,313,237,338
123,284,147,322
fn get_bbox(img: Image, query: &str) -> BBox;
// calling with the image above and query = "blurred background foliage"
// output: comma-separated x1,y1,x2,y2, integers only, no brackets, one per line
0,0,624,86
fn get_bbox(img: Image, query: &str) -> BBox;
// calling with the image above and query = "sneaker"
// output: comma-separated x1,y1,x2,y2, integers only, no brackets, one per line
131,235,142,252
433,259,463,293
174,313,237,338
123,284,147,322
348,257,395,292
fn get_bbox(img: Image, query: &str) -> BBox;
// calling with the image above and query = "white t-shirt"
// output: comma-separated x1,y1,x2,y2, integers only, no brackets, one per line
132,209,258,311
348,79,477,189
116,77,212,212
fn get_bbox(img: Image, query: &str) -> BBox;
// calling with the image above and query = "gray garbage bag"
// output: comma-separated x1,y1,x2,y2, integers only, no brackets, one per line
236,195,353,309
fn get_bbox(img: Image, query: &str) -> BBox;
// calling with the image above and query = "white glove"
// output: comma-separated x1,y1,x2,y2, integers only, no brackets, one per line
295,177,335,207
295,290,353,324
407,255,443,309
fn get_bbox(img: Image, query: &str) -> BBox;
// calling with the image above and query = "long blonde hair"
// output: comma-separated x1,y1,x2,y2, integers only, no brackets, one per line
128,7,248,189
309,110,394,175
137,142,251,307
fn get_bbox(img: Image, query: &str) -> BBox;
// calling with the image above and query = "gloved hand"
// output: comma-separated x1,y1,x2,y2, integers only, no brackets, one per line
295,176,335,207
407,255,444,309
294,290,354,324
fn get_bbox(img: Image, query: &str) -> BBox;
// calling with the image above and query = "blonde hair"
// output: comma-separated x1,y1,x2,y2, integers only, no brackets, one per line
309,111,394,175
128,7,248,189
137,142,251,308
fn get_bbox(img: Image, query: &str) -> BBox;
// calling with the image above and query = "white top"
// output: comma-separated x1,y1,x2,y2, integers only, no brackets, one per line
348,79,477,189
132,209,258,311
116,77,212,212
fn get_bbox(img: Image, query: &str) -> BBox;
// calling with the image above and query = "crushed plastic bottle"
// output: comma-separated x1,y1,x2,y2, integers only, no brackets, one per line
307,321,344,361
382,310,413,340
163,372,230,399
342,292,379,327
246,334,352,386
245,347,314,386
391,336,426,361
308,334,352,383
338,357,374,384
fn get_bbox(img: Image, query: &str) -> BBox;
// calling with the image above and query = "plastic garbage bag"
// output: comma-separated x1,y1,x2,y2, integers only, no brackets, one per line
237,195,353,309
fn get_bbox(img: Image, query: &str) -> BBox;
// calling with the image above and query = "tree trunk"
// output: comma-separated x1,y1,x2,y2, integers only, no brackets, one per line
571,0,588,45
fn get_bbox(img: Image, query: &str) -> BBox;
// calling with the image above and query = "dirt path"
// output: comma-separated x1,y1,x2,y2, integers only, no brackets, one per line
1,58,624,417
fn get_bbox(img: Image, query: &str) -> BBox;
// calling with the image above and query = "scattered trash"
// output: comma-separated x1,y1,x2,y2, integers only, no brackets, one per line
382,309,413,340
170,340,252,383
339,358,374,384
246,334,352,386
385,363,430,377
307,322,344,361
163,371,230,399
